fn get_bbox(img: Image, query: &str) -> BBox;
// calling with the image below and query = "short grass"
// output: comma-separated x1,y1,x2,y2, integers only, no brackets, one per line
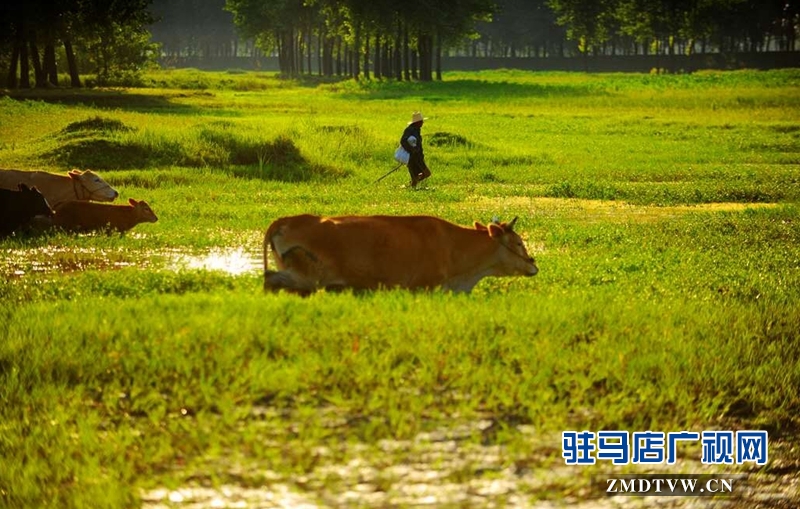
1,69,799,507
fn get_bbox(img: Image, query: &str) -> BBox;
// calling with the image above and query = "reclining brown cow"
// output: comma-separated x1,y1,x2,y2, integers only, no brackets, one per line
0,169,118,208
263,214,538,294
53,198,158,233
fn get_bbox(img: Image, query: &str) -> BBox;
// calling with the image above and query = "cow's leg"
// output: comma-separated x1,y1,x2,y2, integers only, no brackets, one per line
264,245,323,295
264,269,315,295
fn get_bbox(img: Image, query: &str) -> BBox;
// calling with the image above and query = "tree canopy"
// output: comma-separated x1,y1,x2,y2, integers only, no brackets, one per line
1,0,796,88
224,0,495,79
1,0,156,88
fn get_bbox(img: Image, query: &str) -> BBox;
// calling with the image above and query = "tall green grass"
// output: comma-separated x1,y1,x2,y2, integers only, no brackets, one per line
1,69,799,507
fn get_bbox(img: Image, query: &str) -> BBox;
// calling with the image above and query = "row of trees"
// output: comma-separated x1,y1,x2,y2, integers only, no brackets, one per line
1,0,157,88
156,0,799,79
546,0,798,58
2,0,798,88
224,0,495,81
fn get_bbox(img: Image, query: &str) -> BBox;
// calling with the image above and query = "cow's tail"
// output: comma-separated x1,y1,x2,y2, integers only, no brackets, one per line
263,226,274,290
263,222,284,291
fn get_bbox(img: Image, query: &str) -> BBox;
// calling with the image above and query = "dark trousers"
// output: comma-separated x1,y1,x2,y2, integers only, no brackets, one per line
407,152,431,183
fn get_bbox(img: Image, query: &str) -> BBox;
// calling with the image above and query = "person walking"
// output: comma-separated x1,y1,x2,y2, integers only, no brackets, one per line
400,111,431,188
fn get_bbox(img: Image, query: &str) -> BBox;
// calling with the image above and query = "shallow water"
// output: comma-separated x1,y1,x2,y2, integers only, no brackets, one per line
1,246,262,278
166,247,262,276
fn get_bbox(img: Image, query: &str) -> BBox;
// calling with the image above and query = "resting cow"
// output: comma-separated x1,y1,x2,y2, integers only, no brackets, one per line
0,169,118,208
0,184,54,237
53,198,158,233
263,214,538,294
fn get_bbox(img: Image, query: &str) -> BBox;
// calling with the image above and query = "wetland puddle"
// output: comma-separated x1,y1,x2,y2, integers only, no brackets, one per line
1,246,262,278
1,200,782,279
166,248,262,275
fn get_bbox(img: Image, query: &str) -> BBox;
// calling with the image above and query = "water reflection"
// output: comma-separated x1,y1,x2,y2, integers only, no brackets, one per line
168,248,261,276
1,246,262,278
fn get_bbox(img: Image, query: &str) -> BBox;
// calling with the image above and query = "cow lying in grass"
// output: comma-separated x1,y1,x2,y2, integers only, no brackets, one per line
0,168,118,208
263,214,538,294
53,198,158,233
0,184,54,237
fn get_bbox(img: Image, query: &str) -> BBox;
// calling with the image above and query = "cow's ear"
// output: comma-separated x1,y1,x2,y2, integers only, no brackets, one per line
129,198,137,206
68,170,80,178
507,217,518,231
474,221,487,231
488,223,504,238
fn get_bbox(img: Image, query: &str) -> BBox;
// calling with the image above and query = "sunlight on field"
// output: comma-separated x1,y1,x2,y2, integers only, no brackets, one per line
472,196,781,223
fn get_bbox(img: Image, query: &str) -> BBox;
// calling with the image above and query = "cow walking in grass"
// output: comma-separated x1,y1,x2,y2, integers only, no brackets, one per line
53,198,158,233
263,214,537,294
0,184,54,237
0,169,118,208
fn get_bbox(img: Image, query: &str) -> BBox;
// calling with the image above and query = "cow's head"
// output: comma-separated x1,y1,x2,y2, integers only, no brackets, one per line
129,198,158,223
18,184,54,218
475,217,538,276
69,169,119,202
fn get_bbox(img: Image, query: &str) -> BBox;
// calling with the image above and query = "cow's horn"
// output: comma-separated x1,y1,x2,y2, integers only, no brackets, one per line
491,215,500,224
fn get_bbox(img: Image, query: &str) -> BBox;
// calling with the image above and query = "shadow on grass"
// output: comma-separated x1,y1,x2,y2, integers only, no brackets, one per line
228,136,350,182
49,138,179,170
1,89,207,115
428,131,474,148
45,112,344,179
334,78,608,102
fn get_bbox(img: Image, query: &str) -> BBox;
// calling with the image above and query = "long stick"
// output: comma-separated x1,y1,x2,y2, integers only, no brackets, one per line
374,162,404,183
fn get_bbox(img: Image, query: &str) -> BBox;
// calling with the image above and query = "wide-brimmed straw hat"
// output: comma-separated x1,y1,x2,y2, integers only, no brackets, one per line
408,111,427,125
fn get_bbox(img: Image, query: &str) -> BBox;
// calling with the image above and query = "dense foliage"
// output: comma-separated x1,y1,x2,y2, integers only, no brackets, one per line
151,0,797,78
0,0,157,88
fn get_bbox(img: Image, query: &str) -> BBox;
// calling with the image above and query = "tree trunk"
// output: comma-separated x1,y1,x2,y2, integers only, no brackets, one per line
435,31,442,81
417,33,431,81
6,43,20,88
395,19,403,81
44,42,58,86
297,32,304,74
353,23,361,79
383,43,391,78
307,29,312,75
277,32,285,73
374,35,381,79
20,40,30,88
317,28,323,76
403,23,410,81
364,30,370,80
64,39,81,87
29,40,46,88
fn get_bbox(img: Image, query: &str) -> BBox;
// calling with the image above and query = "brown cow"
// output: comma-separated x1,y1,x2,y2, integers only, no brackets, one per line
263,214,538,294
0,169,118,208
53,198,158,233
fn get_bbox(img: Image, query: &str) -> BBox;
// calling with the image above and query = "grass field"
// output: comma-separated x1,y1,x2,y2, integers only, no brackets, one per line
1,69,799,507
